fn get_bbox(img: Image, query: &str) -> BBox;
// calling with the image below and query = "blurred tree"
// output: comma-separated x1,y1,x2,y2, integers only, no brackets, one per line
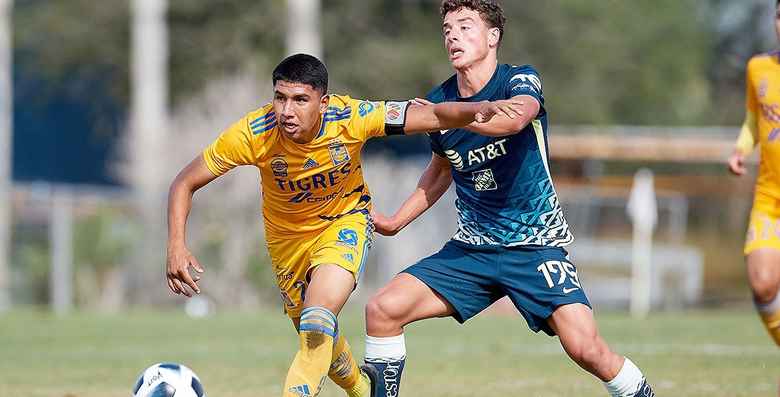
11,0,778,130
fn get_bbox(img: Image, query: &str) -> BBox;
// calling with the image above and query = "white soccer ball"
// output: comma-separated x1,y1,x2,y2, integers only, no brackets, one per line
132,362,206,397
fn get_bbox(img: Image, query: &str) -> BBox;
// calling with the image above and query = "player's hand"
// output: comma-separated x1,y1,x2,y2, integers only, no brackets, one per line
727,151,747,176
370,208,400,236
166,244,204,297
475,99,524,123
411,97,434,106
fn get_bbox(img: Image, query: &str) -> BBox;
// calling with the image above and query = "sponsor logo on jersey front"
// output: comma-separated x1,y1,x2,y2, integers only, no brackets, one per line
472,169,497,191
271,156,288,177
443,139,508,171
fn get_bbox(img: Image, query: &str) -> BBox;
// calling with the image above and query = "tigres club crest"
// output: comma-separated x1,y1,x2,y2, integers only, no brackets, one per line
270,156,288,177
328,140,350,166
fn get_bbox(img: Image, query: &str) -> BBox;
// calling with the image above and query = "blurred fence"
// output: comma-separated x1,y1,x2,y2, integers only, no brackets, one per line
7,143,758,313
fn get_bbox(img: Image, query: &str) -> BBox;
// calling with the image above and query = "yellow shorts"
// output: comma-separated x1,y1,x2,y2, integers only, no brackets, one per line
266,211,373,319
745,192,780,255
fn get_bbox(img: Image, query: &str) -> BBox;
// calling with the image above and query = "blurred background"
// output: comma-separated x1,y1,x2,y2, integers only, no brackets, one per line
2,0,778,316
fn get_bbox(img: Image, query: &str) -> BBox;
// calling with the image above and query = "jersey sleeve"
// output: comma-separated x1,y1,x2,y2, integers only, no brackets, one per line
745,58,758,115
427,133,446,157
507,65,544,102
347,97,410,140
202,116,256,176
334,97,383,141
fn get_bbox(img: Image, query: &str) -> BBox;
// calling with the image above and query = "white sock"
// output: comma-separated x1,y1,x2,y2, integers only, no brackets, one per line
365,334,406,362
604,357,644,397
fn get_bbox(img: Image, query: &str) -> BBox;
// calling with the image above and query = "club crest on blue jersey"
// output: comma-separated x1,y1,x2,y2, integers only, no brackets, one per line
328,140,350,166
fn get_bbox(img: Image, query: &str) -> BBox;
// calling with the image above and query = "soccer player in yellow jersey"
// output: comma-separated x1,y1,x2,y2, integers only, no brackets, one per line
728,0,780,348
165,53,524,397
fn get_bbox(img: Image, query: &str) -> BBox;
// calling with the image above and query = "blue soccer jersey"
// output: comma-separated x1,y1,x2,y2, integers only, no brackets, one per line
427,64,573,247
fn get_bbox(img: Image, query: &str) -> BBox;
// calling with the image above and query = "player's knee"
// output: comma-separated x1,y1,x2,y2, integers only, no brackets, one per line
564,334,610,368
751,272,780,303
365,293,406,327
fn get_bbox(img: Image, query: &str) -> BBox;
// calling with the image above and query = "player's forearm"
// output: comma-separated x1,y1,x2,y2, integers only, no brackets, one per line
167,180,195,251
389,165,452,233
464,95,540,137
431,102,485,129
735,111,758,155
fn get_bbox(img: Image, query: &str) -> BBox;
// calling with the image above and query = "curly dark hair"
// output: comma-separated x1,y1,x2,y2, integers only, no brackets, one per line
440,0,506,44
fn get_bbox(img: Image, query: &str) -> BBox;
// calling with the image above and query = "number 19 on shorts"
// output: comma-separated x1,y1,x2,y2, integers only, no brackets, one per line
537,260,581,293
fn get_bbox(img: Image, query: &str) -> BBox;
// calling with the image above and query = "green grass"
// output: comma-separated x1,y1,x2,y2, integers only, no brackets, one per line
0,308,777,397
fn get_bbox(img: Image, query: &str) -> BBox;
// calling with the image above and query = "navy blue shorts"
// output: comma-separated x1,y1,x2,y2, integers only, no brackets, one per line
402,240,591,336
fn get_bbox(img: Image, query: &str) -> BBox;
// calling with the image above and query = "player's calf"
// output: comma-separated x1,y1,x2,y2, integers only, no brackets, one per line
363,334,406,397
329,335,371,397
755,290,780,345
604,357,655,397
284,307,338,397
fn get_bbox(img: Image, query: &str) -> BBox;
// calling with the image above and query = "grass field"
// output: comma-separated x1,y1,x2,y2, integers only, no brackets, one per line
0,308,777,397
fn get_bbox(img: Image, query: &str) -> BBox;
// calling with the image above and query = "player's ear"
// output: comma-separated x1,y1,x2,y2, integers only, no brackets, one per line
488,27,500,48
319,93,329,113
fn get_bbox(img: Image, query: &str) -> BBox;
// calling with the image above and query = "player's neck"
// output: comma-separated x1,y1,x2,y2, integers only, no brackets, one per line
455,58,497,98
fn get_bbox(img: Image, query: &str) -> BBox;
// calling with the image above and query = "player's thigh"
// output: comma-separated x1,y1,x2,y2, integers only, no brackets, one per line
500,247,591,335
369,273,455,325
746,248,780,297
547,303,600,345
267,235,319,320
304,263,357,315
400,241,500,324
304,212,374,314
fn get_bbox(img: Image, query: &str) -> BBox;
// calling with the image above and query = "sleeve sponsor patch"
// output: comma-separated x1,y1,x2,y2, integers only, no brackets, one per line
384,101,410,126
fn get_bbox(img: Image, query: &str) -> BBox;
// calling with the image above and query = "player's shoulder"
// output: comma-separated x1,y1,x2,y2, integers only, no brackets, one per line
747,51,780,70
426,74,457,103
245,103,277,136
505,63,541,79
325,94,358,122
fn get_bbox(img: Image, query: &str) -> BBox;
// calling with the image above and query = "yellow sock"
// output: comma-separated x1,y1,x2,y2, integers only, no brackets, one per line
756,293,780,346
283,307,337,397
759,307,780,346
329,335,369,397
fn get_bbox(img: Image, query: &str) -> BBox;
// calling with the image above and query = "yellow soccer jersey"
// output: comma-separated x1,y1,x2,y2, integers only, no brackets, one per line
747,52,780,198
203,94,395,237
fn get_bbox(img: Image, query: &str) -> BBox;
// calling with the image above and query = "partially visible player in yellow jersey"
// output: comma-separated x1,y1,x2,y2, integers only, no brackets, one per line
728,1,780,349
166,53,524,397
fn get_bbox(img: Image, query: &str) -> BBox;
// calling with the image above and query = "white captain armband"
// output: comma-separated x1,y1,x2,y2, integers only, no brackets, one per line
384,100,410,136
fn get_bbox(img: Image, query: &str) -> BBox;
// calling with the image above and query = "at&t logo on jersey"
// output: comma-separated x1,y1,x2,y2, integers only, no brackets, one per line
444,138,508,171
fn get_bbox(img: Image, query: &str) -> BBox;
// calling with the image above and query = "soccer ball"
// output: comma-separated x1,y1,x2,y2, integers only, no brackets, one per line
132,362,206,397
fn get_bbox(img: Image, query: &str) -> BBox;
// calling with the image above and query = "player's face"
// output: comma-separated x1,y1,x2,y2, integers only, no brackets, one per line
273,81,328,144
442,8,498,70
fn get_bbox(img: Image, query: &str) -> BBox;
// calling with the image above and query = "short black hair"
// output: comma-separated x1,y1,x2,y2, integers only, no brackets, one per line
272,53,328,95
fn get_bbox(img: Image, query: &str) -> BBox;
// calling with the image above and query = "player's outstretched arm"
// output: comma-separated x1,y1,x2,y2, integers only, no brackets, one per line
166,155,218,297
728,111,758,176
411,95,541,137
401,98,525,136
372,153,452,236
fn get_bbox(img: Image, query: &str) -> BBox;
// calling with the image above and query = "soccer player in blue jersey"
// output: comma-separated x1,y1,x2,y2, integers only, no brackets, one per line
361,1,655,396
